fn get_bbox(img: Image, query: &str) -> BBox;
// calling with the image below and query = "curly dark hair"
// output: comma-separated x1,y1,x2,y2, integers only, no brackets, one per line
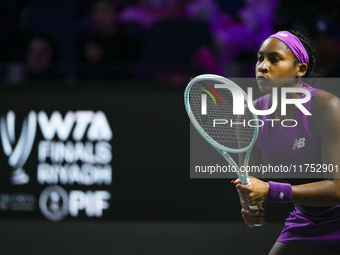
289,30,320,78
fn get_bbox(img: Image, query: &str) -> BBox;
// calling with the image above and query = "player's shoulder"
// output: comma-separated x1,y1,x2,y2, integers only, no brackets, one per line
314,90,340,120
315,90,340,111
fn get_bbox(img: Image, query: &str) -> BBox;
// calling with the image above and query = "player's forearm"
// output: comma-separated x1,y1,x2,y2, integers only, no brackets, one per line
291,179,340,206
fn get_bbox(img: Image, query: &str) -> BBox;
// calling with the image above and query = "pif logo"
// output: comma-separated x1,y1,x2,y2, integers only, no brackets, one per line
39,185,111,222
201,83,312,116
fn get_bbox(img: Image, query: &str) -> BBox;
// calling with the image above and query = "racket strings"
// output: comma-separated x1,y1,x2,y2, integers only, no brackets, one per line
188,79,256,150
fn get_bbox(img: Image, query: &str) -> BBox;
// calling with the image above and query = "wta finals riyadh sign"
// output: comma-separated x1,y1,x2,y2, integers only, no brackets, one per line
0,110,113,221
0,110,113,185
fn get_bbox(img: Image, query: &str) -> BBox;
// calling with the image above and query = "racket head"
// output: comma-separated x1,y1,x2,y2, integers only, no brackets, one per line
184,74,259,154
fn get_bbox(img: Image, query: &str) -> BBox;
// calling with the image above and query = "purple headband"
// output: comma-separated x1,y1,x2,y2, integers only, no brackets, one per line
269,31,309,67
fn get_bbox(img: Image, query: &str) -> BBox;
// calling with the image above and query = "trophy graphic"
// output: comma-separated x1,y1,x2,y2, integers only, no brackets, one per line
0,111,37,185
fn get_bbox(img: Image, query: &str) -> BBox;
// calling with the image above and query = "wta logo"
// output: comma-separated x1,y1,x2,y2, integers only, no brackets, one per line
0,111,36,185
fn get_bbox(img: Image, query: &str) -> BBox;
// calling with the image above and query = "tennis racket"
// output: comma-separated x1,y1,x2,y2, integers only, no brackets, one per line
184,74,261,212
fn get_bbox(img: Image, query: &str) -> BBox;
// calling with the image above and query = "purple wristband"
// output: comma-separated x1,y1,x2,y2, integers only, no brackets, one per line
267,181,292,203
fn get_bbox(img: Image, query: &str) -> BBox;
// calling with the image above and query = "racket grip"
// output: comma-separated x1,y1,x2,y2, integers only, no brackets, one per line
248,205,260,210
241,180,263,226
248,205,263,227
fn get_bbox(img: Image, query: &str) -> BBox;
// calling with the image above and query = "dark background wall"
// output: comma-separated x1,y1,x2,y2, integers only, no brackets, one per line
0,80,297,222
0,0,339,254
1,79,340,254
0,80,297,255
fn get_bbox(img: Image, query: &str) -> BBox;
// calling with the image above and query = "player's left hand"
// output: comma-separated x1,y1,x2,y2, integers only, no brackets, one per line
233,177,270,205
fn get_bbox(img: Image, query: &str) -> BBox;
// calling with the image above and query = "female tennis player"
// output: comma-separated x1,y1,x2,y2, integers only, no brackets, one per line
234,30,340,255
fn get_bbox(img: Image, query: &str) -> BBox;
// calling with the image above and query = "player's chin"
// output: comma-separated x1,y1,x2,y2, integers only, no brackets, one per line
257,83,272,94
256,79,274,94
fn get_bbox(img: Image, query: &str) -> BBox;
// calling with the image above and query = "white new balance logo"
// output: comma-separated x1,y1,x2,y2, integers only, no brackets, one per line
279,191,285,199
278,32,288,37
292,138,305,150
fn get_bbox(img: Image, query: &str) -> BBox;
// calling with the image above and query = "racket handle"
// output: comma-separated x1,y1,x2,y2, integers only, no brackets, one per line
248,205,260,210
241,180,263,226
248,205,263,227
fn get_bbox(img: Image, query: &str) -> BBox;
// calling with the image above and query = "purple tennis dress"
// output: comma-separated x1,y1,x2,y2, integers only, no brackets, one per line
256,82,340,247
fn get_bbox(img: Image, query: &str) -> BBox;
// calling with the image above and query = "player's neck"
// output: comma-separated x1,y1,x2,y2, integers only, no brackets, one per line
269,91,299,120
